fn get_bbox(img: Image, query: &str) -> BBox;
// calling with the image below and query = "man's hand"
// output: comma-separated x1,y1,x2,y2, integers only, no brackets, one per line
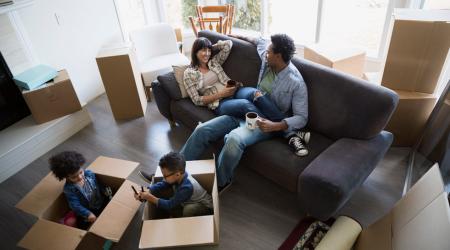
87,213,97,223
138,191,158,204
254,90,263,99
257,118,288,132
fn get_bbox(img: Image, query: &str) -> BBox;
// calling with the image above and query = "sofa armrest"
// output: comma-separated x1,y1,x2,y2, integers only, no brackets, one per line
152,79,173,121
298,131,393,220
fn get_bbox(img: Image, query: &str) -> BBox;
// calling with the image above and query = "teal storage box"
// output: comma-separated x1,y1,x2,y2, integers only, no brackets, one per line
13,65,58,90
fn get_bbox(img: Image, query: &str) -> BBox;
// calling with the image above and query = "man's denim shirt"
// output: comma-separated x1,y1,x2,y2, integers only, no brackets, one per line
255,37,308,132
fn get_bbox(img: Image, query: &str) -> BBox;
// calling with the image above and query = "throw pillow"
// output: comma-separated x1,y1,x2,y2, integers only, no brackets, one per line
172,65,189,98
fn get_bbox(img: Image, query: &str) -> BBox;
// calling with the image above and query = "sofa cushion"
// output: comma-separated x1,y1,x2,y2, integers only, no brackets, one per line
199,31,261,87
157,72,183,100
172,65,189,98
140,53,190,86
241,131,334,192
170,99,216,130
292,57,399,140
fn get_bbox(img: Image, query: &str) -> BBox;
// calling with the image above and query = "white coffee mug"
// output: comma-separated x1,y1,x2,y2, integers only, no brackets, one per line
246,112,259,130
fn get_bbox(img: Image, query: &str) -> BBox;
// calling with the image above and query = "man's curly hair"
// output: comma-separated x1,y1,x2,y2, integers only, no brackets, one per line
271,34,296,63
49,151,86,181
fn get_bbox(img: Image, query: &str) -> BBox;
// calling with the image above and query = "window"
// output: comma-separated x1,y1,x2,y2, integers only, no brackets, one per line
227,0,262,31
422,0,450,9
267,0,318,44
161,0,198,29
319,0,390,57
115,0,147,38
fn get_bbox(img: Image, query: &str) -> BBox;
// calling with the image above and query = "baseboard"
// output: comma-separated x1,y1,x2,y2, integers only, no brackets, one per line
0,108,92,183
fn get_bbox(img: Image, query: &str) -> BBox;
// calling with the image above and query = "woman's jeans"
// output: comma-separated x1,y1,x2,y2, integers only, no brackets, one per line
214,87,285,122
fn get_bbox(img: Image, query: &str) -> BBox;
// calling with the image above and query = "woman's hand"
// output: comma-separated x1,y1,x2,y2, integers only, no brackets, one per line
220,86,237,98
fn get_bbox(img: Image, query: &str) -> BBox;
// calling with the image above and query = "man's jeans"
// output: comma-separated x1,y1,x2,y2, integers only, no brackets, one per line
180,115,274,187
215,87,285,122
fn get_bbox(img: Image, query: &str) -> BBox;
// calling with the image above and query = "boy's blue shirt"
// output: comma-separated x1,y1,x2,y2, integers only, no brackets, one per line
148,172,194,210
63,169,102,218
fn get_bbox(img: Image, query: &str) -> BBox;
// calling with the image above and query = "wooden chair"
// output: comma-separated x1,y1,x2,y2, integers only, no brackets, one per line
189,4,234,37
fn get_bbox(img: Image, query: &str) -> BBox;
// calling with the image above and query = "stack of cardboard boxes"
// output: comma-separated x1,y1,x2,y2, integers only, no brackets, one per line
381,9,450,146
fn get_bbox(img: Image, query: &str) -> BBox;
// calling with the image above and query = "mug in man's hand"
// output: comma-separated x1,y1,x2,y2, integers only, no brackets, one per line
246,112,259,130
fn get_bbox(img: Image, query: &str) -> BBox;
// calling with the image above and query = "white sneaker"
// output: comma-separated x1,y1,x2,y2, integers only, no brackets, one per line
296,131,311,144
288,136,309,157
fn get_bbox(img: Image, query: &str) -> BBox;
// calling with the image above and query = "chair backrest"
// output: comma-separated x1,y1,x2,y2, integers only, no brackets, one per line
129,23,179,62
189,4,234,37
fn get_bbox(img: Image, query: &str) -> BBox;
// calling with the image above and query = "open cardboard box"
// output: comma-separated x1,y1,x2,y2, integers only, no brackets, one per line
314,164,450,250
139,159,219,249
16,156,142,250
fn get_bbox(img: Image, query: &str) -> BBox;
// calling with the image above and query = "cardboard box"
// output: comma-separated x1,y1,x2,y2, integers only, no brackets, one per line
304,44,366,78
22,69,82,124
96,46,147,120
315,164,450,250
16,156,141,250
381,9,450,94
386,90,437,146
139,159,219,249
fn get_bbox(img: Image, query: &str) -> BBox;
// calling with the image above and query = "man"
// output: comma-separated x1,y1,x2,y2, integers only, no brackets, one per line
142,34,309,191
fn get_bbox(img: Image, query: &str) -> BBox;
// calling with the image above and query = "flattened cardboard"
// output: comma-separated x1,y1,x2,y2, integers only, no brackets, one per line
18,219,86,250
96,46,147,120
393,193,450,250
140,159,219,248
354,164,449,250
22,69,82,124
88,179,141,242
391,164,444,234
86,156,139,179
16,173,64,218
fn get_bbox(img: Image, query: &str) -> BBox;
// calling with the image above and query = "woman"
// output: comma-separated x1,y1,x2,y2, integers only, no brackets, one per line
183,37,260,117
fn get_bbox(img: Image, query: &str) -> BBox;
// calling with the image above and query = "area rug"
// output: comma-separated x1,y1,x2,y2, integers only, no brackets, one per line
278,217,335,250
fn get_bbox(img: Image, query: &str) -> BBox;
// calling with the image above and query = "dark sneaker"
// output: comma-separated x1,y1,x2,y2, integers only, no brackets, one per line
296,131,311,144
289,136,309,157
218,181,232,195
138,170,155,184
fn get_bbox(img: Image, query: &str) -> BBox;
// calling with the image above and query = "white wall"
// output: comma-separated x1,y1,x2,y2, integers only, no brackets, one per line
16,0,123,104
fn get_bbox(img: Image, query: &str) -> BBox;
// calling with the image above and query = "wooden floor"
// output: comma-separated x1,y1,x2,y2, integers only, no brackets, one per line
0,94,409,250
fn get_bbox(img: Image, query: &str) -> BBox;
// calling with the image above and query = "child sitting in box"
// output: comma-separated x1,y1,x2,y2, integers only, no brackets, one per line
134,152,213,217
49,151,108,229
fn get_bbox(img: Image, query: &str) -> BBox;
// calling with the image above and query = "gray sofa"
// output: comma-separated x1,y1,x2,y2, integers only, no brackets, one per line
152,31,398,220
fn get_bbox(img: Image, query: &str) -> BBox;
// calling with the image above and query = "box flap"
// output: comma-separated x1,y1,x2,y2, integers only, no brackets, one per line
139,215,215,249
155,159,215,178
212,170,220,243
87,156,139,180
393,192,450,250
354,212,392,250
16,173,64,218
88,180,141,242
18,219,86,250
391,164,443,234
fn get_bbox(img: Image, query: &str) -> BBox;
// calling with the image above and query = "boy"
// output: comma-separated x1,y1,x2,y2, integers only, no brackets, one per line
49,151,107,229
135,152,213,217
